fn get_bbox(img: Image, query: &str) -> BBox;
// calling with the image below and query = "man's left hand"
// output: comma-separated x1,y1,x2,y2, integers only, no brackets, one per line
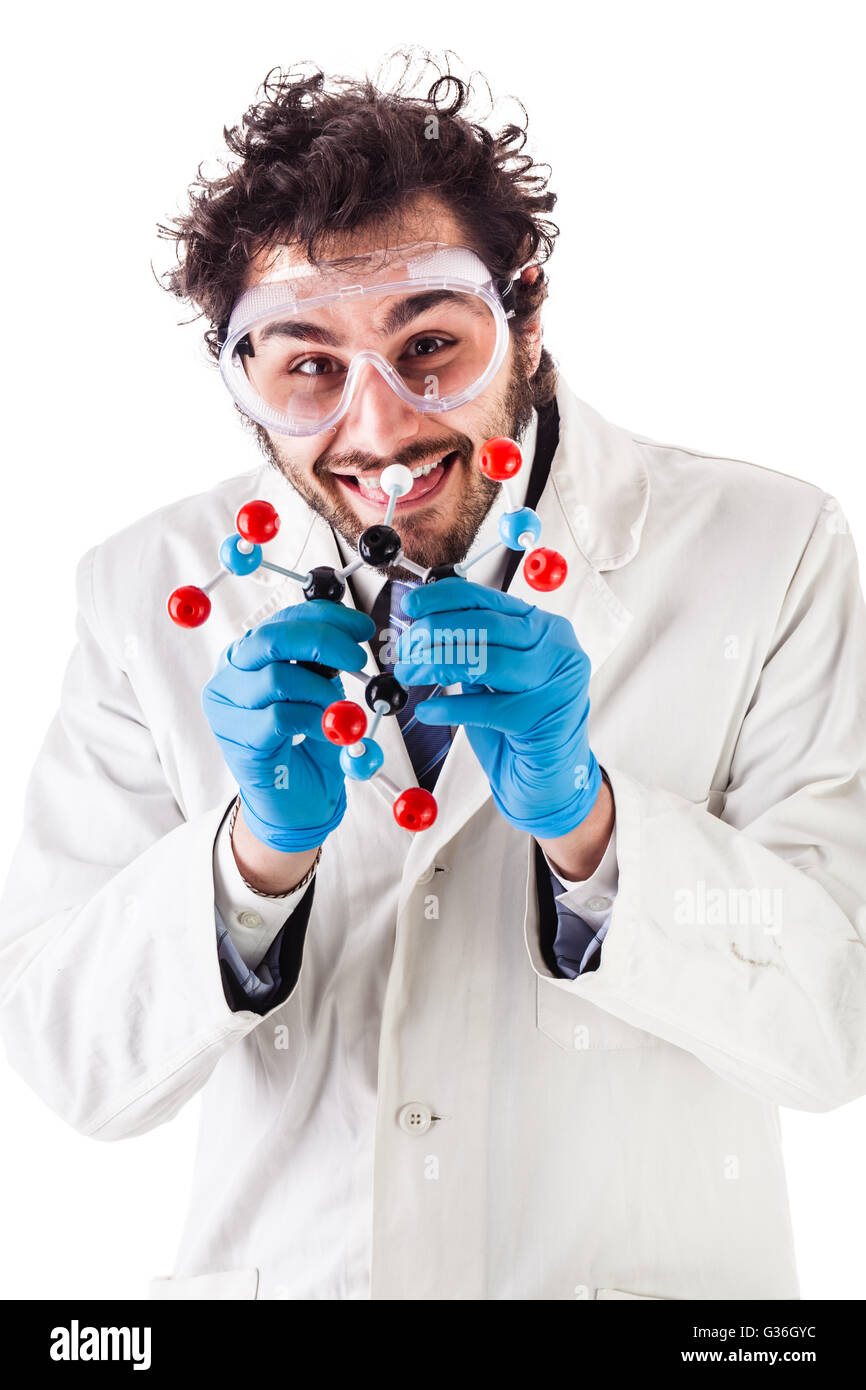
393,578,602,839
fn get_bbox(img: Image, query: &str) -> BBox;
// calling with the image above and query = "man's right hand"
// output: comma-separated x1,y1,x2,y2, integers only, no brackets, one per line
202,600,375,853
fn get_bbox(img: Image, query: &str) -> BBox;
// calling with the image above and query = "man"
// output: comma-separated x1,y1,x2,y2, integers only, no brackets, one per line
1,63,865,1302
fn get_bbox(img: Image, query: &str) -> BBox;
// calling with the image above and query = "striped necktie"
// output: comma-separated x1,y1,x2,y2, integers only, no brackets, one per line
369,578,453,792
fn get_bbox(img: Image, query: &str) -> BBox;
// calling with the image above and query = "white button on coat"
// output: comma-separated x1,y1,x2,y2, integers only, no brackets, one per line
237,910,264,930
397,1103,433,1135
585,896,612,912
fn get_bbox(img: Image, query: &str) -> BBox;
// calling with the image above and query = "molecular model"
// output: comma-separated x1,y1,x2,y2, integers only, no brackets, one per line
167,436,567,833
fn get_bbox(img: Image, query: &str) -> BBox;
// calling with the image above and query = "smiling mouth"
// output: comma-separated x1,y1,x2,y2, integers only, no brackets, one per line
330,451,461,508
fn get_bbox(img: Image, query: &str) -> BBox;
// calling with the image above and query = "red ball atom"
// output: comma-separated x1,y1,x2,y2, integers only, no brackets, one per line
393,787,438,832
167,585,212,628
523,547,568,592
237,499,281,545
322,700,368,746
478,436,523,481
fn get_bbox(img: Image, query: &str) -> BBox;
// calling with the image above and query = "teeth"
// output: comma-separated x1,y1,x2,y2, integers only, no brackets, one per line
355,457,445,491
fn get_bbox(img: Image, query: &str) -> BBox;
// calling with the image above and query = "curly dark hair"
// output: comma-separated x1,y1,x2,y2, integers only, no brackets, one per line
159,52,560,408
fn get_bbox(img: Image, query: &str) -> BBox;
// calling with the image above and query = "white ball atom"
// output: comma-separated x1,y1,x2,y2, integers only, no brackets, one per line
379,464,414,498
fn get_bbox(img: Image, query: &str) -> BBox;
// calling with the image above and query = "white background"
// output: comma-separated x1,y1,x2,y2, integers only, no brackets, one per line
0,0,863,1298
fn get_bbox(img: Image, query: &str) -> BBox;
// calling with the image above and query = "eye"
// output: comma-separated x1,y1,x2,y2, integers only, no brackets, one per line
291,355,344,377
403,335,454,359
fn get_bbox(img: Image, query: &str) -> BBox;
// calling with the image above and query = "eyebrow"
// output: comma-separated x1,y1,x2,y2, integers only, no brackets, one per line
257,319,340,347
254,290,486,348
380,289,488,334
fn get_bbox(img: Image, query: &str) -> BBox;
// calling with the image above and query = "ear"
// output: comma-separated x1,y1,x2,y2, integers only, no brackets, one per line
518,265,544,375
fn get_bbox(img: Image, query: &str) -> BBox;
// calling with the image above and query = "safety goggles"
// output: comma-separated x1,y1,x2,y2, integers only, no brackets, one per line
218,242,514,436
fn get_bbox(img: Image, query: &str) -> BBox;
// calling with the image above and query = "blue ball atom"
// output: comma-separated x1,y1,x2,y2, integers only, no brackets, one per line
340,739,385,781
498,506,542,551
220,533,263,575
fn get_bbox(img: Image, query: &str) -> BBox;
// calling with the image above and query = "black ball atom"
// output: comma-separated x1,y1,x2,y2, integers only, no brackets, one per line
424,563,458,583
358,524,401,569
364,673,408,716
302,566,346,602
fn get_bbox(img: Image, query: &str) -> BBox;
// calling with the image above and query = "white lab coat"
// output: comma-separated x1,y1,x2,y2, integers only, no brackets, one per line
1,379,865,1301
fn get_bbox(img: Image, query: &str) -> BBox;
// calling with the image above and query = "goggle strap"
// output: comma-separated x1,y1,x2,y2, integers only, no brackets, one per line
495,275,518,319
217,322,255,357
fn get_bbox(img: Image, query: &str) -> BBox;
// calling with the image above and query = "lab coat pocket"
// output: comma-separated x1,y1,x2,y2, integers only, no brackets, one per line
536,976,661,1051
148,1268,259,1300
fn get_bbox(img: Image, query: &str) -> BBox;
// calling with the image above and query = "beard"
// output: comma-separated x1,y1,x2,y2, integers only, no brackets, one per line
251,346,538,579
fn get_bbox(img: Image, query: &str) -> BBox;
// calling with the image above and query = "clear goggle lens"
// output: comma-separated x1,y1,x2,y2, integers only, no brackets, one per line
218,244,510,436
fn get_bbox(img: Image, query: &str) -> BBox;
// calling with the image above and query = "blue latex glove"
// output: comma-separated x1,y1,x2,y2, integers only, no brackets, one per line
393,579,602,839
202,600,375,851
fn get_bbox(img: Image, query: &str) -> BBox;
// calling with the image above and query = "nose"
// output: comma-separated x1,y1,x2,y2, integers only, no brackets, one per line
335,357,423,457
